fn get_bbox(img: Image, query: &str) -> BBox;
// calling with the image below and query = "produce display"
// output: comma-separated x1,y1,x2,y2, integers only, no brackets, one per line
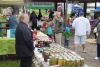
37,31,52,41
43,44,84,67
33,31,84,67
35,31,52,48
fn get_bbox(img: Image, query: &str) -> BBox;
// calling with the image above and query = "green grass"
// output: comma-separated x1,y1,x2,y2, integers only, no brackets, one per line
0,60,20,67
0,38,15,55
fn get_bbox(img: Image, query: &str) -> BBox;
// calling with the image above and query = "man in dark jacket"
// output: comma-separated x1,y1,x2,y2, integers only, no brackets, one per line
15,14,34,67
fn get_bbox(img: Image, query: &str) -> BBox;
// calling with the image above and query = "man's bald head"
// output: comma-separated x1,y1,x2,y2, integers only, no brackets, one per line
20,13,29,24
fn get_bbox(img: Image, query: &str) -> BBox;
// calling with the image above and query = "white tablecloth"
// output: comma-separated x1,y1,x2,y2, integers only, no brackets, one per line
34,48,49,67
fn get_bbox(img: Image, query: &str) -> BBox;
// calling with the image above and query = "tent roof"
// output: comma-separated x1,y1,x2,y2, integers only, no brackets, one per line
30,0,100,2
0,0,24,5
87,3,100,7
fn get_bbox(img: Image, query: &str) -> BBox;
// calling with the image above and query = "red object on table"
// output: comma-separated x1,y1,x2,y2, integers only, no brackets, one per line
32,29,37,41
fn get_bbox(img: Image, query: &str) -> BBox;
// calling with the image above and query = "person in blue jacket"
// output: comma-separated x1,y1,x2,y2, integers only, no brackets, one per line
9,12,18,29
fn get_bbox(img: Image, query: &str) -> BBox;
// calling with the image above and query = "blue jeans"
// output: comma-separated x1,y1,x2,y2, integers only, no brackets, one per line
97,43,100,57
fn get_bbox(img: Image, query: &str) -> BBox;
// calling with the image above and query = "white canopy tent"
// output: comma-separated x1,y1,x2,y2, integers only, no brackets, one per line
87,2,100,7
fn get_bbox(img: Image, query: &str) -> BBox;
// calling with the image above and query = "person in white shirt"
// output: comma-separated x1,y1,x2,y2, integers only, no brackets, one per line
72,13,91,53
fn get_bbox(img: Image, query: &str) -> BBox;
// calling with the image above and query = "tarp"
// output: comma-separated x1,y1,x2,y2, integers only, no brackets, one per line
96,7,100,11
30,0,100,2
72,4,84,16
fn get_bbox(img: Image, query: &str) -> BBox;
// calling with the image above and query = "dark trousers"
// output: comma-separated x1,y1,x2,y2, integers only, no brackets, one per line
20,56,32,67
97,43,100,57
94,33,97,39
32,22,37,30
64,39,69,48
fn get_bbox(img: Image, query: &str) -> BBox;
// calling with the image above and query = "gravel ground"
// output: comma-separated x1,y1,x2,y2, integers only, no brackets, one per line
69,39,100,67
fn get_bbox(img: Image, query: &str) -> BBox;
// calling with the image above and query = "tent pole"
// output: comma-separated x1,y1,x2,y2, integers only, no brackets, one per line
95,1,97,9
84,2,87,17
65,0,68,22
